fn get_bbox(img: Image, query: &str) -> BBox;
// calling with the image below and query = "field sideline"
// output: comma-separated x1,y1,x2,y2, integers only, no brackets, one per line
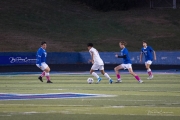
0,71,180,120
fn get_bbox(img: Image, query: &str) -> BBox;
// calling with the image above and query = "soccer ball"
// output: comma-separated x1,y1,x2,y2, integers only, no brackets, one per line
87,78,94,84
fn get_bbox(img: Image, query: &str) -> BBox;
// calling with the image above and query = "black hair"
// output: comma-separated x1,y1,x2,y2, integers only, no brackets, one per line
119,41,127,45
142,41,147,44
41,41,46,45
87,43,93,47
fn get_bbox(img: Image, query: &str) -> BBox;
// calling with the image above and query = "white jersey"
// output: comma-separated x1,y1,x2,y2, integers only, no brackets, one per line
89,47,104,65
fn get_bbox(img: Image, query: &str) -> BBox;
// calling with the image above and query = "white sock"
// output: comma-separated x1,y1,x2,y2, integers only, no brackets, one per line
45,72,49,76
104,73,111,80
92,72,99,79
45,72,50,81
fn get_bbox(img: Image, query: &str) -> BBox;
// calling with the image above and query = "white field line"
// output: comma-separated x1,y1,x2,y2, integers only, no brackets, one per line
0,104,93,107
0,115,11,116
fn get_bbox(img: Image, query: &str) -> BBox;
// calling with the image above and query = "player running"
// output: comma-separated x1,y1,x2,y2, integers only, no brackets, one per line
87,43,113,84
140,41,156,80
114,41,143,83
36,41,53,83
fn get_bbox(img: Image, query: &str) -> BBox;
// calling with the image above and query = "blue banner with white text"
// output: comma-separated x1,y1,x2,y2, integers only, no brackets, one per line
0,52,179,65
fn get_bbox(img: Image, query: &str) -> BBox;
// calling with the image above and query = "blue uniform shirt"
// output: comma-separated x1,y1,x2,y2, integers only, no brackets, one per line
36,47,47,66
121,48,132,64
141,46,154,61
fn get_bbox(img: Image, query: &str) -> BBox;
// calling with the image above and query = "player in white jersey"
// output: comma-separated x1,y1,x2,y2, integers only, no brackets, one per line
87,43,113,84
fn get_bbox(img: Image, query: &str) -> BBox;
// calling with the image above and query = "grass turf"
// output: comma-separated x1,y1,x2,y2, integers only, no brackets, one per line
0,73,180,120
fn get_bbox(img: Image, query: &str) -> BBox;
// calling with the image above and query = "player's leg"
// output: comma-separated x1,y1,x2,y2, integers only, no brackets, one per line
146,63,152,76
36,64,45,82
38,71,45,82
90,65,101,83
90,69,99,79
40,71,46,77
100,66,113,84
145,61,153,79
44,66,53,83
128,67,143,83
114,64,124,83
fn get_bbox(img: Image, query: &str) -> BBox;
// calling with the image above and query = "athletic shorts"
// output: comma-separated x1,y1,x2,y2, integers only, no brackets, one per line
145,60,152,65
36,62,48,71
91,64,104,70
121,64,132,70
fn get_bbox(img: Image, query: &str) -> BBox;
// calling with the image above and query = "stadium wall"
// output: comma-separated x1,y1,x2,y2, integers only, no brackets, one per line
0,52,179,72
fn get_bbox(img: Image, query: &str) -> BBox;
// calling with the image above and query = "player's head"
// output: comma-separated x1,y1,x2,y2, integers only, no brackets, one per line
87,43,93,50
119,41,126,49
41,41,47,49
142,41,147,47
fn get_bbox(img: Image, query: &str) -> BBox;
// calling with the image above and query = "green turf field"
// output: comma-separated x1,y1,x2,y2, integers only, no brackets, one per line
1,0,180,52
0,73,180,120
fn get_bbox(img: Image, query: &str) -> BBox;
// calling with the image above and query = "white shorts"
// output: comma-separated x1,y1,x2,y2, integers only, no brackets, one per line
145,60,152,65
91,64,104,70
36,62,49,71
121,64,132,70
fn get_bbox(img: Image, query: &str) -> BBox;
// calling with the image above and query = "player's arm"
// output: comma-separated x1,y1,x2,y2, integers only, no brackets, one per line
115,49,127,58
140,52,143,62
150,47,156,61
153,51,156,60
37,50,42,66
91,52,94,64
89,51,94,64
115,54,126,58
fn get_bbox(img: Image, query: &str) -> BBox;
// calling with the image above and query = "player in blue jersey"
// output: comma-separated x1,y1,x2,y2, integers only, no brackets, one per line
36,41,52,83
140,41,156,80
114,41,143,83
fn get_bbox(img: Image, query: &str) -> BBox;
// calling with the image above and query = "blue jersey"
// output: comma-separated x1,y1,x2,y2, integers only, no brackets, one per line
121,48,132,64
141,46,154,61
36,47,47,66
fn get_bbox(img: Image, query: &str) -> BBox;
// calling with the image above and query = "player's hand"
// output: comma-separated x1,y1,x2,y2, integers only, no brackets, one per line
88,59,92,63
88,59,94,64
115,54,118,58
154,57,156,61
139,59,142,63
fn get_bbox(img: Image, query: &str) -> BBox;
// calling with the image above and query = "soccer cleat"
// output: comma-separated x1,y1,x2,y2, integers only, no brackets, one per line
138,80,143,83
47,80,53,83
96,77,102,84
147,75,153,80
109,79,113,84
38,76,43,82
115,79,122,83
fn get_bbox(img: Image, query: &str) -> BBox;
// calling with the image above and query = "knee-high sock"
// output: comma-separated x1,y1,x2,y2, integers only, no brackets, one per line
41,71,45,77
104,73,111,80
147,69,152,76
92,72,99,79
116,74,121,80
45,72,50,81
134,75,140,81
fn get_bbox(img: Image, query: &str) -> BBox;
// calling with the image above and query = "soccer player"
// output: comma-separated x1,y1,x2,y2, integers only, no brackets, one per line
140,41,156,79
36,41,53,83
114,41,143,83
87,43,113,84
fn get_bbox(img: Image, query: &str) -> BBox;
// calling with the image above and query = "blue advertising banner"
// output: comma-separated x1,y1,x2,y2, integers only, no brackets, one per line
0,56,36,65
80,51,180,65
0,52,37,65
0,52,79,65
0,51,180,65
